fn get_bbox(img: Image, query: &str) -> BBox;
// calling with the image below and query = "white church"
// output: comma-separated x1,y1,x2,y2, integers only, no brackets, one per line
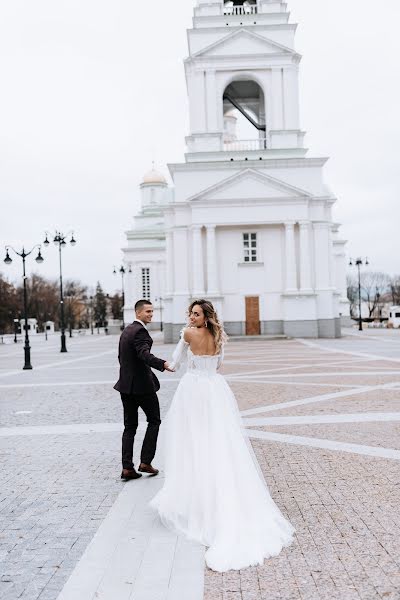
122,0,350,342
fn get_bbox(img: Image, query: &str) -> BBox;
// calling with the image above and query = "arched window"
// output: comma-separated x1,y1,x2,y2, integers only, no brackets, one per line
222,80,266,150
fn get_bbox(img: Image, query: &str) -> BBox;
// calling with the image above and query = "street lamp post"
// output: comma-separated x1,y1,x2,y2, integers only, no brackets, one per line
349,257,369,331
113,264,131,330
43,231,76,353
13,318,19,343
89,295,94,334
155,297,164,332
4,245,44,369
375,288,381,321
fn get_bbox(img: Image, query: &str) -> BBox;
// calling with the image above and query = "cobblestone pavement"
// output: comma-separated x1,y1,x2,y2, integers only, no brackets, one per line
1,329,400,600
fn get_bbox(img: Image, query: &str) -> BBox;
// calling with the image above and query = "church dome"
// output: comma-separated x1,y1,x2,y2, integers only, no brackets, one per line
141,167,167,185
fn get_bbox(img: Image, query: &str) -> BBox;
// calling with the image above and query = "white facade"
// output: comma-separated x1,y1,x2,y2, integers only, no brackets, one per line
122,169,170,329
123,0,350,340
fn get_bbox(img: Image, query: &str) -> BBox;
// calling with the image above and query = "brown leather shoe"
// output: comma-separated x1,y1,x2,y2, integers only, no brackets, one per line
121,468,142,481
138,463,159,476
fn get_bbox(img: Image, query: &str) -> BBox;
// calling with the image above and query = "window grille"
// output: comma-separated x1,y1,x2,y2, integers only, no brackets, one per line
141,268,151,300
243,232,257,262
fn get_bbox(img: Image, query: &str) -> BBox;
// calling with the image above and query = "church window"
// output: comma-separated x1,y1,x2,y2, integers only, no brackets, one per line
243,233,257,262
141,268,151,300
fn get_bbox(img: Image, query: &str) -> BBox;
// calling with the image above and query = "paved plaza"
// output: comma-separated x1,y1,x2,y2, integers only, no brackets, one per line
0,329,399,600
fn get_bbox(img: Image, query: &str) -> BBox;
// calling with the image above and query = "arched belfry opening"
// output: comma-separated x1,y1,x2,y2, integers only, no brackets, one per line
224,0,257,15
223,80,266,149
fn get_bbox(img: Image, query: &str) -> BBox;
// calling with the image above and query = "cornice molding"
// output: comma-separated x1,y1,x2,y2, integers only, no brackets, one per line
189,196,311,208
168,156,329,174
189,23,297,35
186,53,300,68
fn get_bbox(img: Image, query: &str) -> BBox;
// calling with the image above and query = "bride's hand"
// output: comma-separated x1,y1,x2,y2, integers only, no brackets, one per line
164,362,175,372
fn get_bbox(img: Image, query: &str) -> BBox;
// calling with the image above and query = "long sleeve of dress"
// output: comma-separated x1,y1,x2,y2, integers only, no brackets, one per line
169,331,189,371
217,344,225,370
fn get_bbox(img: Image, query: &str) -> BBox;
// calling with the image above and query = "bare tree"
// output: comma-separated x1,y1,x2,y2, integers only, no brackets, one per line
390,275,400,305
360,271,391,317
64,280,88,331
346,274,358,318
17,273,59,330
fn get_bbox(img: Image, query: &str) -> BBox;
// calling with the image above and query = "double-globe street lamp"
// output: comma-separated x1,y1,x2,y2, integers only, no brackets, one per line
349,257,369,331
43,231,76,352
4,244,44,370
113,265,131,330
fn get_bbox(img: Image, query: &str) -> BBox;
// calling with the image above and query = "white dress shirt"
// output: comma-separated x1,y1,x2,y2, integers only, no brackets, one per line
134,318,147,329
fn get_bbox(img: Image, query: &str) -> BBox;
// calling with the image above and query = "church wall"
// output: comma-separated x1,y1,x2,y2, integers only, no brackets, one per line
215,225,286,327
122,247,166,327
170,164,330,203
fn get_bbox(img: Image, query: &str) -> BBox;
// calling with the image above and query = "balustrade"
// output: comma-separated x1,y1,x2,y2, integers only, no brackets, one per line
223,138,267,151
223,5,258,15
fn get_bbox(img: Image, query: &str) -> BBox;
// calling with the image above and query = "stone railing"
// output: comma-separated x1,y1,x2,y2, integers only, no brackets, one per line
223,5,258,16
223,138,267,151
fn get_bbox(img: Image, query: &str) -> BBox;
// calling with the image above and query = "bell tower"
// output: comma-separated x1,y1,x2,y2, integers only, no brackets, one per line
163,0,349,342
185,0,303,158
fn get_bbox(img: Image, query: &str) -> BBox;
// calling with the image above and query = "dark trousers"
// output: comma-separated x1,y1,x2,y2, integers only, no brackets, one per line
120,392,161,470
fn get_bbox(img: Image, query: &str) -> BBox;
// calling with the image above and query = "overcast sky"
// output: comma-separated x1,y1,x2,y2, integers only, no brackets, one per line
1,0,399,295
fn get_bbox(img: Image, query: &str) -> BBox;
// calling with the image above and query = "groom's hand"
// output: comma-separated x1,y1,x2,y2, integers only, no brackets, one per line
164,362,175,372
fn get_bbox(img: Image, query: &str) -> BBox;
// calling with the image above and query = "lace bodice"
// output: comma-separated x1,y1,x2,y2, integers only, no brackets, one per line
169,331,223,375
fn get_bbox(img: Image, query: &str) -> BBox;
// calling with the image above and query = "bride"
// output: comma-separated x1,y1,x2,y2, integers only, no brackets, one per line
150,299,294,572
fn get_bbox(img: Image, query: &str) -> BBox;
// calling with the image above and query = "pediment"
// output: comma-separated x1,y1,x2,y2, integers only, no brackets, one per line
188,169,312,203
192,30,294,59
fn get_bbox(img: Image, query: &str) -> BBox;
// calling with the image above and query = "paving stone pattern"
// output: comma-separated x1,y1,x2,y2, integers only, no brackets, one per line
1,330,400,599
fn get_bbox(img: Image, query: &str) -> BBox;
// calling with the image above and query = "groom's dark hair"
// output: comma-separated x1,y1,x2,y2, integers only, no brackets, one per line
135,299,152,312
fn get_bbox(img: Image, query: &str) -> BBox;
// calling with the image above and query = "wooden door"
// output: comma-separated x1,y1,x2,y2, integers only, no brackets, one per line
245,296,260,335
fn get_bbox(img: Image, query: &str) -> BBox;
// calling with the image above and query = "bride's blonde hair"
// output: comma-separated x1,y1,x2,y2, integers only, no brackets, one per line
188,299,228,354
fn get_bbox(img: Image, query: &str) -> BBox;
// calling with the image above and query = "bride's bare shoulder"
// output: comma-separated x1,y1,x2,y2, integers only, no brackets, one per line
182,327,195,343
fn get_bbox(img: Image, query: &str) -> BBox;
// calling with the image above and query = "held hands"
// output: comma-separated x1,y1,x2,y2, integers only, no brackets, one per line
164,362,175,372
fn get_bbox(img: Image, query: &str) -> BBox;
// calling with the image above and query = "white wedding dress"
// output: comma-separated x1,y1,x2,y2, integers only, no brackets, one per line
150,333,295,572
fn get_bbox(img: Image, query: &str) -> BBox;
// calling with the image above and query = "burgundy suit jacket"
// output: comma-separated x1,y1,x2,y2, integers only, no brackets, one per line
114,322,165,395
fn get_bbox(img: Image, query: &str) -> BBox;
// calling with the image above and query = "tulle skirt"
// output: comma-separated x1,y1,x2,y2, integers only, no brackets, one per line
150,371,295,572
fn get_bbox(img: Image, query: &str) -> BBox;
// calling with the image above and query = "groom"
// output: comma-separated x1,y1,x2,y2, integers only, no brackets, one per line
114,299,173,481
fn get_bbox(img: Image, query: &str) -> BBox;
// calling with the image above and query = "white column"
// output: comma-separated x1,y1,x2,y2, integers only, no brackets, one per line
192,225,205,295
334,242,347,298
313,222,330,289
187,68,206,132
283,67,300,130
173,228,189,294
284,221,297,291
271,68,284,130
299,221,312,291
165,230,174,295
206,225,219,295
328,225,335,288
205,70,217,131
